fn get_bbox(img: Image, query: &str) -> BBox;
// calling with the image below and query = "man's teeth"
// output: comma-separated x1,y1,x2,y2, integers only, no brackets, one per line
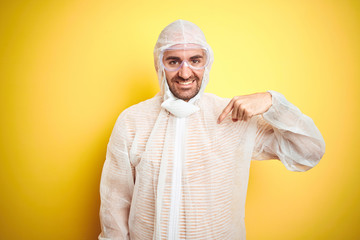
178,80,193,85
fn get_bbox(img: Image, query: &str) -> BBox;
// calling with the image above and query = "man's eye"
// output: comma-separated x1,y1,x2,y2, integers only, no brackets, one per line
191,59,200,64
169,60,179,65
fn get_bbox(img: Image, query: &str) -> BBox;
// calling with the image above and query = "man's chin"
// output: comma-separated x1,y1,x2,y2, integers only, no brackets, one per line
174,91,199,101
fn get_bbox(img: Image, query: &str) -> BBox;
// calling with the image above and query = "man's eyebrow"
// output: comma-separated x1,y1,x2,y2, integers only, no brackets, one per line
165,56,181,61
190,55,204,59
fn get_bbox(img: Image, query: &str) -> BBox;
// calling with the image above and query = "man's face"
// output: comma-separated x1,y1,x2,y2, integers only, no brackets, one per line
163,48,206,101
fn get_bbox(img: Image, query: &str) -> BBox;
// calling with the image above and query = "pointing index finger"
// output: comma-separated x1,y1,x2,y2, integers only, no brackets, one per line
217,98,235,124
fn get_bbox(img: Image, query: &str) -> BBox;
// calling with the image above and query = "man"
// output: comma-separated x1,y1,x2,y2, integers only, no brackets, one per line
98,20,325,240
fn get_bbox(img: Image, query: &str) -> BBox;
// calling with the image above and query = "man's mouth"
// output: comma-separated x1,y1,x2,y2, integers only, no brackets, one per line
176,79,195,85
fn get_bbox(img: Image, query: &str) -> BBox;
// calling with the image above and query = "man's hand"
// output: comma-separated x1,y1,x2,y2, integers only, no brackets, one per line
217,92,272,124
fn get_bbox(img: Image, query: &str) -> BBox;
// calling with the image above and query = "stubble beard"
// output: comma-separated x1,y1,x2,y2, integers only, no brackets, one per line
168,76,201,101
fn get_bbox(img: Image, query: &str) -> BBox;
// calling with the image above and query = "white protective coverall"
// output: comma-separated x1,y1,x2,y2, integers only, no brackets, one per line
98,20,325,240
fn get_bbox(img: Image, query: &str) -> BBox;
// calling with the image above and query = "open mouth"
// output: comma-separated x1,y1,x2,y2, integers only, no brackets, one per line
176,80,195,85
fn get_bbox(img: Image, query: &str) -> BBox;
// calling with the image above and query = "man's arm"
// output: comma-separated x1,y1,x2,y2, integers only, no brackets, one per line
99,116,135,240
218,90,325,171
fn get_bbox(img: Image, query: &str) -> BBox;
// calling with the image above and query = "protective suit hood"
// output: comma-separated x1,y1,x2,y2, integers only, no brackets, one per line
153,20,214,118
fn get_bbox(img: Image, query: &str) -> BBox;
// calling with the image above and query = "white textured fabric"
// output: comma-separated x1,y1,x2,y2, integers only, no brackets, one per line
98,20,325,240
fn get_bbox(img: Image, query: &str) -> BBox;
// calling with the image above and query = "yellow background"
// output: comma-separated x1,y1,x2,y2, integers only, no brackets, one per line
1,0,359,239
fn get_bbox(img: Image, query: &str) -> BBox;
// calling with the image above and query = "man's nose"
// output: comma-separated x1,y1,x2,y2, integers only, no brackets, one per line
178,61,193,79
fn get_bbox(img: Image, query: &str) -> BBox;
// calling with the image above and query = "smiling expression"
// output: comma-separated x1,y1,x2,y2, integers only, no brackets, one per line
162,48,206,101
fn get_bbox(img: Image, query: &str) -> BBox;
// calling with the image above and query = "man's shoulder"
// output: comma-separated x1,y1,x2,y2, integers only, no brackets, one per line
120,95,162,119
114,95,162,126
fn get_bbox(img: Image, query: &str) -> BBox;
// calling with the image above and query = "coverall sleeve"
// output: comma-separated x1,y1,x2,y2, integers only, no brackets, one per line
252,90,325,171
99,116,135,240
